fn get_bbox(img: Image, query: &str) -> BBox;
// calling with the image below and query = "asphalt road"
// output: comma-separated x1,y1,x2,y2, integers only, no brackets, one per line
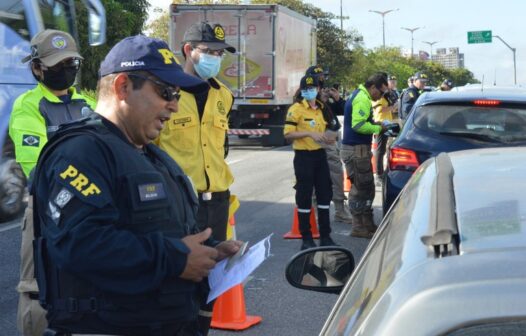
0,137,382,336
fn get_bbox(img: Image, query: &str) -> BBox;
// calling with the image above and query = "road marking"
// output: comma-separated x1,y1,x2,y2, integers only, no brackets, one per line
0,222,21,233
226,159,244,165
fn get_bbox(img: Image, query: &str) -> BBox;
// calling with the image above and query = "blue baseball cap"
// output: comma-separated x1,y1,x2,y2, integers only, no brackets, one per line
99,35,208,93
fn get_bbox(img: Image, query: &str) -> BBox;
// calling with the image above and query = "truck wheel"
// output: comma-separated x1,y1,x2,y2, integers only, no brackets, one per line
0,158,26,221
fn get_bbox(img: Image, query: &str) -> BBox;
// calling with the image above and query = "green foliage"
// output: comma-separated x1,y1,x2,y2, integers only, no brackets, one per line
75,0,150,90
145,10,170,42
347,47,479,90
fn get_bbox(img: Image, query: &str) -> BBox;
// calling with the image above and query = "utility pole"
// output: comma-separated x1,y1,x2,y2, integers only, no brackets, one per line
401,26,423,58
422,41,438,59
369,9,399,48
494,35,517,85
336,0,349,32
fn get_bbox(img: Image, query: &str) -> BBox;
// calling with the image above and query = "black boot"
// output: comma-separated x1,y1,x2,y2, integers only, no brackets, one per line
301,238,317,250
319,236,339,246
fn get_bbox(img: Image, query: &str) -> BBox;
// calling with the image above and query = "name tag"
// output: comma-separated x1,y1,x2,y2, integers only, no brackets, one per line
138,183,166,202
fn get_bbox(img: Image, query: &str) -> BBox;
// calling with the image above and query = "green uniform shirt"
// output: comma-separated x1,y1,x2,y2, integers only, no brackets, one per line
352,85,382,135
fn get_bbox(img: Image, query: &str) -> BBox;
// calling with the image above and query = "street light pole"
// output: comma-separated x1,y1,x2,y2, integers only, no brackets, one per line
401,27,423,58
422,41,438,59
494,35,517,85
335,0,349,35
369,9,399,48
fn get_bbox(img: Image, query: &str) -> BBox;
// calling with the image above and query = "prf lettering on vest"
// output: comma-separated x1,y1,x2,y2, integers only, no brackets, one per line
59,165,101,197
157,48,179,65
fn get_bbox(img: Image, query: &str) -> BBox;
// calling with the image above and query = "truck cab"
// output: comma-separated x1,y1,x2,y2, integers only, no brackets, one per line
0,0,105,221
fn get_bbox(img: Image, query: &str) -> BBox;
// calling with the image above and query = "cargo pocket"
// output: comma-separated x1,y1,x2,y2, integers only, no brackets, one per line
353,157,374,189
168,115,198,152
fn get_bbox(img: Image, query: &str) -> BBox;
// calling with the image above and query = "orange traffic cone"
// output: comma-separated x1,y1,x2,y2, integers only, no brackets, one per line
343,170,351,192
283,207,320,239
211,284,262,330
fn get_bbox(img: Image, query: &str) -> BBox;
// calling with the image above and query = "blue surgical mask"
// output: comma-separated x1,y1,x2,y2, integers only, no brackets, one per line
301,88,318,101
193,53,222,79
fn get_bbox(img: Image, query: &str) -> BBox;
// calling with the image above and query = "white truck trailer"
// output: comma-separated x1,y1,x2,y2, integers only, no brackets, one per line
169,4,317,146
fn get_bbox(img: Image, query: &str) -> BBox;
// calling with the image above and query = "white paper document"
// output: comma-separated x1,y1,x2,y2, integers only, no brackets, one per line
207,234,272,303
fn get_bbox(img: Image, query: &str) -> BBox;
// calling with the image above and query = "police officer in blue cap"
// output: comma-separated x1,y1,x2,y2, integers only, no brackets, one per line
32,35,243,335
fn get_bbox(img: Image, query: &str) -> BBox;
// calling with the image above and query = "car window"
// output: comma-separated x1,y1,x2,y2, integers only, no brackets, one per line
323,159,437,335
447,320,526,336
413,104,526,141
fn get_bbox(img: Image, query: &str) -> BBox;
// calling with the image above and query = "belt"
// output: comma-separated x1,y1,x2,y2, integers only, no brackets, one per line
198,190,229,201
28,292,39,300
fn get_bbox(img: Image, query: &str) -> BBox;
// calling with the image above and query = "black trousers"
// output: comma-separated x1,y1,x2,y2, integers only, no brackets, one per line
293,149,333,238
196,190,230,241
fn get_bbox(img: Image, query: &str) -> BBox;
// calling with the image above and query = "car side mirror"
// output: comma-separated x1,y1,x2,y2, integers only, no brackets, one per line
285,247,355,294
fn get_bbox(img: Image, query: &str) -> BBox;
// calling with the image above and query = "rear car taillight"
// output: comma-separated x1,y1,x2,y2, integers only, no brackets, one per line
389,147,420,171
473,99,501,106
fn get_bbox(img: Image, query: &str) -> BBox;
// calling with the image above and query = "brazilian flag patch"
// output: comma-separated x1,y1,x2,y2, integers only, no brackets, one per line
22,135,40,147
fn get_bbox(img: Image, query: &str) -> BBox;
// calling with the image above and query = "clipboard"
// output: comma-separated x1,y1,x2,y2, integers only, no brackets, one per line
225,241,248,272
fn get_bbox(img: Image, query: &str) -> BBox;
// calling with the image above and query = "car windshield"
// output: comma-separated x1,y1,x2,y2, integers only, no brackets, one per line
413,104,526,143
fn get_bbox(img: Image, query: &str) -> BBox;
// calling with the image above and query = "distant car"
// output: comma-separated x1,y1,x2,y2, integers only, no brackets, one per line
383,87,526,214
286,148,526,335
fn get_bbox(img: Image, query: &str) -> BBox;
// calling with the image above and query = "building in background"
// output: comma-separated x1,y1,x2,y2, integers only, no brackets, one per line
432,48,465,69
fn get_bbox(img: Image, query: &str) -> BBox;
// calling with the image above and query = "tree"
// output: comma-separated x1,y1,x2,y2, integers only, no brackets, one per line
75,0,150,90
145,9,170,42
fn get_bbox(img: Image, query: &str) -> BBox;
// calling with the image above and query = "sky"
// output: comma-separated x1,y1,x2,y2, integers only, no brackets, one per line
147,0,524,86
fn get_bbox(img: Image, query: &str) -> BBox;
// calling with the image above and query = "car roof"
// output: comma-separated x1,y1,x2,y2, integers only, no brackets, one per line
418,85,526,104
449,147,526,254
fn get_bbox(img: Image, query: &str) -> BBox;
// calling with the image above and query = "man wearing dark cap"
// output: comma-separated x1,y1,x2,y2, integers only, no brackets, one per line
9,29,95,336
399,71,428,120
155,22,237,334
439,78,453,91
306,65,329,87
31,35,242,335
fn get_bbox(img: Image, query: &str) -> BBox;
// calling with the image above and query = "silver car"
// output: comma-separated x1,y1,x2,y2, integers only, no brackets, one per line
286,147,526,335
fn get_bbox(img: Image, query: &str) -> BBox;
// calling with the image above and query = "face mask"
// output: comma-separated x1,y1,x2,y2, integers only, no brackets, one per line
41,66,78,91
301,88,318,101
193,53,222,80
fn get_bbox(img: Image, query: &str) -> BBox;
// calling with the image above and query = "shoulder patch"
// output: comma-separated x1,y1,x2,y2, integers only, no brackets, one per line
54,158,110,209
22,135,40,147
359,110,366,117
408,92,414,98
54,188,74,208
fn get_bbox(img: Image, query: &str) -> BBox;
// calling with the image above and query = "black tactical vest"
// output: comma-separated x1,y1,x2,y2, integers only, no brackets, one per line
32,117,204,334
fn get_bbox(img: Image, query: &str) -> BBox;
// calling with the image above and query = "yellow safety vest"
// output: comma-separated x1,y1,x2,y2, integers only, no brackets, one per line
155,80,234,192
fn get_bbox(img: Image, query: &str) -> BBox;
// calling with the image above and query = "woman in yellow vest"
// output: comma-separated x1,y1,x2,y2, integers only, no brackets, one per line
284,74,338,250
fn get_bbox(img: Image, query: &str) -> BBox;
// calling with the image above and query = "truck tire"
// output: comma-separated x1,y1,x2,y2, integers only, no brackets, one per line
0,158,26,221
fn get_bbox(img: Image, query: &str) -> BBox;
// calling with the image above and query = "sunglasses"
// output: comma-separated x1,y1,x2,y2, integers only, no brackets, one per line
38,58,81,72
194,46,225,57
128,73,181,102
